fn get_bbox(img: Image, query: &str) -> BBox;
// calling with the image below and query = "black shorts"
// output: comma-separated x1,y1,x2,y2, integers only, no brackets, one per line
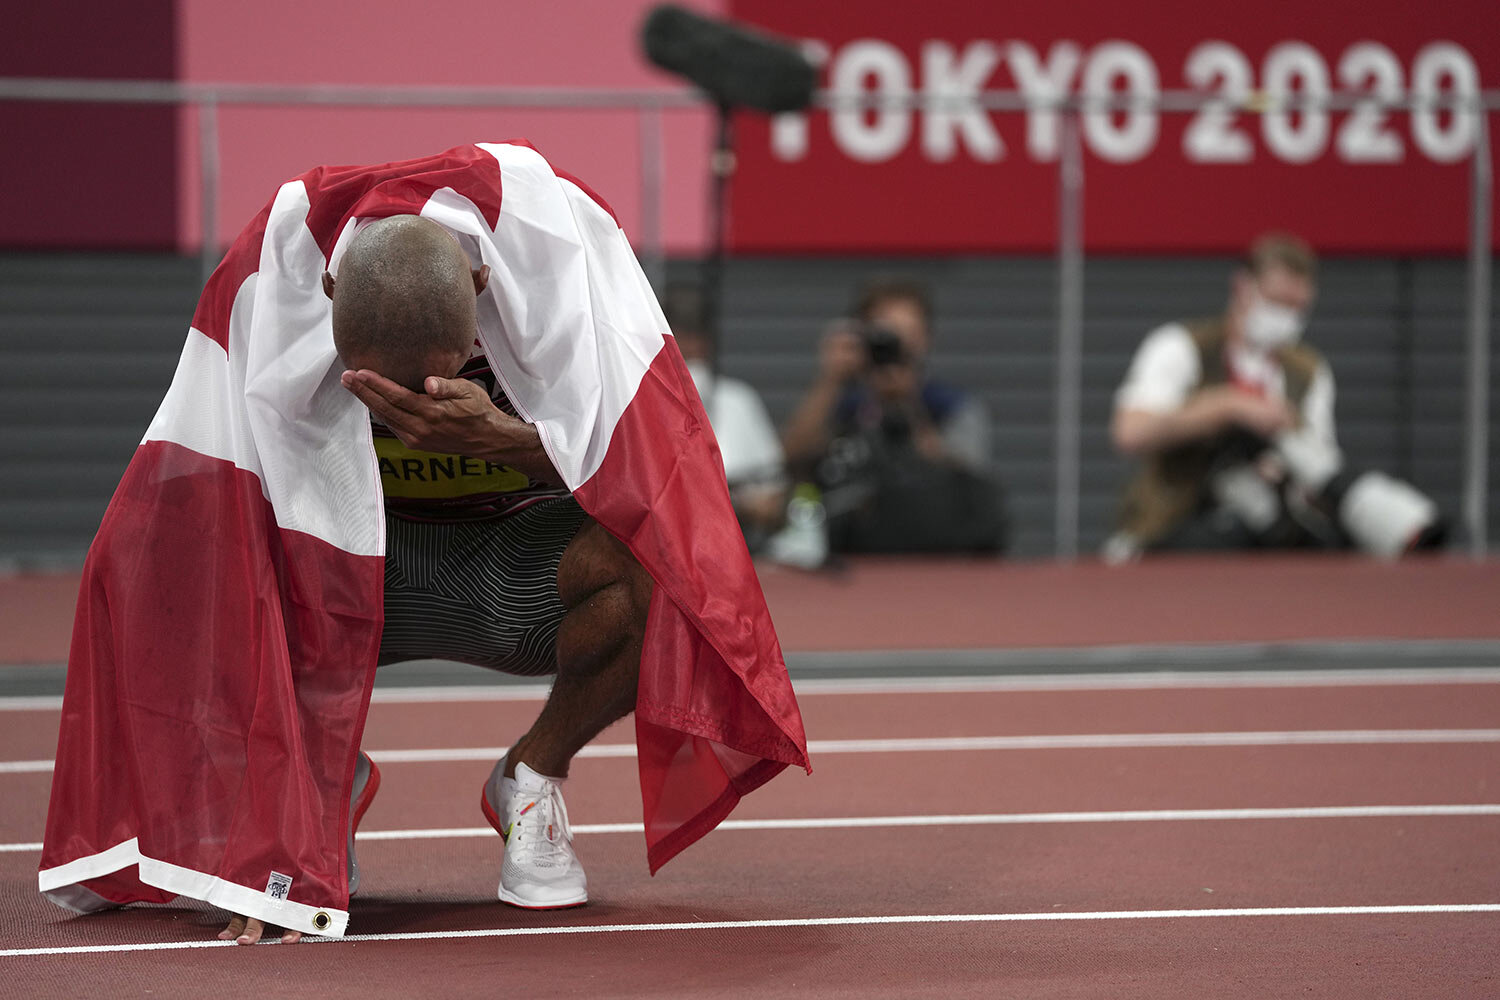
377,497,589,676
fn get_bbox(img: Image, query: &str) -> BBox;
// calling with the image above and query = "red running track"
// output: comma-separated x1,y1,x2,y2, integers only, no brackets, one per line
2,674,1498,997
6,554,1500,664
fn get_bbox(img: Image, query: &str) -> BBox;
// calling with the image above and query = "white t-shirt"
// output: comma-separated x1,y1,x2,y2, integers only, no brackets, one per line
1115,322,1341,488
686,360,786,487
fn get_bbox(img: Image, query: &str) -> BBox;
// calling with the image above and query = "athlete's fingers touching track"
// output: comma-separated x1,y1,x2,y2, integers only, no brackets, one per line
218,914,246,942
218,914,302,945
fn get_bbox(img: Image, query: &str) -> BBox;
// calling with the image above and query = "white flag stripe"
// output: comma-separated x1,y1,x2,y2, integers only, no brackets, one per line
244,179,384,556
461,143,667,490
141,179,384,556
4,905,1499,957
143,320,263,481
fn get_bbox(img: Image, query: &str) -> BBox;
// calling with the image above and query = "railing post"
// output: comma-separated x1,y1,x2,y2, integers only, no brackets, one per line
1462,107,1493,557
1054,109,1085,561
198,95,220,287
637,103,666,291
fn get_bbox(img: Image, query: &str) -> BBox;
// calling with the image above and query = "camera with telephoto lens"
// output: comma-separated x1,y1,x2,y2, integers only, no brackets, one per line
862,325,907,368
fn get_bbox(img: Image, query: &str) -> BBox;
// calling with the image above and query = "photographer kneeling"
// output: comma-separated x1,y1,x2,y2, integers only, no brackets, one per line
1107,233,1447,561
782,276,1006,554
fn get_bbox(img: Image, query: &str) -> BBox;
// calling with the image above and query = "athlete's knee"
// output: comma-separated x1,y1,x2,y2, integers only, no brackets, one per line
565,579,642,645
557,520,651,624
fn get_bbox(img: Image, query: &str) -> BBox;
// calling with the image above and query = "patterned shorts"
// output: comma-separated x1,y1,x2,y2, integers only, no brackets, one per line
377,497,589,677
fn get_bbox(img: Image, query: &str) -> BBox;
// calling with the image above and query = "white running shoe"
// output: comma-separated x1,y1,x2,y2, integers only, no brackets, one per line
480,758,587,909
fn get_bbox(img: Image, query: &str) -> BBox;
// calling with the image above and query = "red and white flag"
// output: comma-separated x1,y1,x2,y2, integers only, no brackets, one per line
39,141,810,937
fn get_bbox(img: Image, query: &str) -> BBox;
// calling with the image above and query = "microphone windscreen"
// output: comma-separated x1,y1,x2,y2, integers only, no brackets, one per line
642,5,815,113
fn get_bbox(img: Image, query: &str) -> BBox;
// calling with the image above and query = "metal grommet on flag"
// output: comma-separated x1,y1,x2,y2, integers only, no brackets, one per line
313,911,332,931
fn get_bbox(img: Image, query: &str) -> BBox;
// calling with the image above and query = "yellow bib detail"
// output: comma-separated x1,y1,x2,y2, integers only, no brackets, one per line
374,437,530,499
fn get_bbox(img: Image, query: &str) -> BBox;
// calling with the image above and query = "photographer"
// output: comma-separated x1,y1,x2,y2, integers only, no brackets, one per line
1107,233,1446,560
781,276,1005,553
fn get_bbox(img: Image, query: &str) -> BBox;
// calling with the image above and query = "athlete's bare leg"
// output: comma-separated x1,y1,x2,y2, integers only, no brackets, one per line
504,518,651,778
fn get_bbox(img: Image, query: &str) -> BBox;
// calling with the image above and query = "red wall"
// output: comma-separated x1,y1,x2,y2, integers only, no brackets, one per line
1,2,179,249
1,0,722,254
5,2,1494,255
173,0,720,255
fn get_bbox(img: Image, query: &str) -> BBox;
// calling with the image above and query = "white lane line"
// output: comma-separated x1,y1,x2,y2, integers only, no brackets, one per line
361,667,1500,704
0,761,51,773
791,639,1500,672
365,667,1500,701
4,904,1498,956
354,804,1500,841
363,729,1500,763
7,665,1500,712
0,841,42,852
0,696,66,711
6,805,1496,854
803,729,1500,753
5,729,1500,774
789,667,1500,694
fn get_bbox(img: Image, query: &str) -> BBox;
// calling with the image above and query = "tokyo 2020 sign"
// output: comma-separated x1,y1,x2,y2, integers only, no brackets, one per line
727,0,1497,253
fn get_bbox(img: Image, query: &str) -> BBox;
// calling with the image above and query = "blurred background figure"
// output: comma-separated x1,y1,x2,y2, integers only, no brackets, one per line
662,282,789,554
1107,233,1447,562
781,276,1007,555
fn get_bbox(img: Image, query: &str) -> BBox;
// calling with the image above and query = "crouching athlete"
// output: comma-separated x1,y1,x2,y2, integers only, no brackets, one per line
222,215,651,944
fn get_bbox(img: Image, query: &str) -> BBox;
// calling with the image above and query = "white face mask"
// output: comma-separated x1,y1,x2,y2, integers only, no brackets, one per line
1242,294,1305,351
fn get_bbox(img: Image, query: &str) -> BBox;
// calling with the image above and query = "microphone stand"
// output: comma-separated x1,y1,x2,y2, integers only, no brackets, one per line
702,101,735,384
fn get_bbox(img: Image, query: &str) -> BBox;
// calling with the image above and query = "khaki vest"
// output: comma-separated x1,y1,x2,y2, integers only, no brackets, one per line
1116,318,1324,545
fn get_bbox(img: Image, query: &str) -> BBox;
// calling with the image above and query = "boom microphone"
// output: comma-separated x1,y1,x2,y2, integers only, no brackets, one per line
641,5,815,113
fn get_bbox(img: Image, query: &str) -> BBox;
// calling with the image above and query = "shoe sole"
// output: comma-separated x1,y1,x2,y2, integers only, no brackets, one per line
347,754,381,896
498,887,588,910
480,779,587,911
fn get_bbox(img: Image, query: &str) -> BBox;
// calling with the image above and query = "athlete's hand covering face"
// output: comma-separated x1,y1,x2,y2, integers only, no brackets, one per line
341,369,562,485
342,369,503,457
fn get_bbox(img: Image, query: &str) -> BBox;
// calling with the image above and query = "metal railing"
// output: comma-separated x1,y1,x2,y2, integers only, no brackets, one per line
0,77,1495,558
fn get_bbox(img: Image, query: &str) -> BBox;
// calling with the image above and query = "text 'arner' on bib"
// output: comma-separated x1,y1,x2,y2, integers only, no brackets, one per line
374,436,529,499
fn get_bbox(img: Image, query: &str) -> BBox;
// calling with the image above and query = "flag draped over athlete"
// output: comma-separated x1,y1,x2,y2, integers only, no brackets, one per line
39,141,810,938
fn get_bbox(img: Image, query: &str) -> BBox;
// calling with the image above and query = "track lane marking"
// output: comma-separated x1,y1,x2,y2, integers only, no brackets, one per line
5,728,1500,773
6,666,1500,711
3,904,1498,956
357,803,1500,839
5,804,1497,853
334,728,1500,761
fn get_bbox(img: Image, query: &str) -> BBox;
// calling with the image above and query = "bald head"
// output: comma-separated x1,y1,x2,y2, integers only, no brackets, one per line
324,215,487,391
